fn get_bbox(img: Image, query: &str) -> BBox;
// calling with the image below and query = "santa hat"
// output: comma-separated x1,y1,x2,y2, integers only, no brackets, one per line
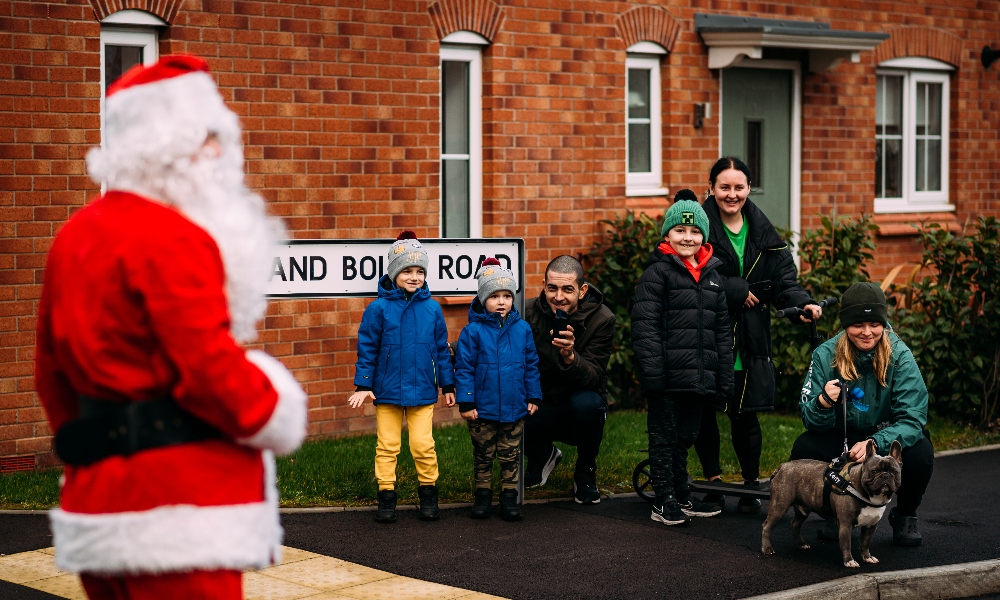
386,231,429,282
476,257,517,306
88,54,241,188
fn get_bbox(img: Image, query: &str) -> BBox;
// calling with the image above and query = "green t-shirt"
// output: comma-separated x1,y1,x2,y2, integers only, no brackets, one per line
725,217,748,370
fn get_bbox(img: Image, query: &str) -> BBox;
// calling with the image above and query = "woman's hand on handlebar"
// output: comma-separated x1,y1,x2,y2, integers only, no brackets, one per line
799,304,823,323
744,291,759,308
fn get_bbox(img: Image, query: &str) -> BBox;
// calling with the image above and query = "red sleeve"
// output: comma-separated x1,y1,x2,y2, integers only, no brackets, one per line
127,228,278,439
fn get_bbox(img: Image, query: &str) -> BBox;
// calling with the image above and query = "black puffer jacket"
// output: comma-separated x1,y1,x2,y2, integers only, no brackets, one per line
631,246,734,401
704,196,813,412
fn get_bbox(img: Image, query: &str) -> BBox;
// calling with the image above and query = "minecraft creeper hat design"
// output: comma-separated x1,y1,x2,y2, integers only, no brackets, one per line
661,189,709,239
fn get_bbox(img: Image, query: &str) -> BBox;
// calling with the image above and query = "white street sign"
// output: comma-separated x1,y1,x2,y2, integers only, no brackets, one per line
266,238,524,298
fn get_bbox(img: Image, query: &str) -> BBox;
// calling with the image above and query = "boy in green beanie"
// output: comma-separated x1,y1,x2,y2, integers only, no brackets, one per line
631,189,734,526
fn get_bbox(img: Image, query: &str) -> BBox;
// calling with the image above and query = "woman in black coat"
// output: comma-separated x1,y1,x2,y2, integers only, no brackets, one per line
693,157,822,513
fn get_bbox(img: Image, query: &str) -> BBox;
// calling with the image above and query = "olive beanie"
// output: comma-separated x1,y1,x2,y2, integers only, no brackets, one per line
661,189,709,239
839,282,888,328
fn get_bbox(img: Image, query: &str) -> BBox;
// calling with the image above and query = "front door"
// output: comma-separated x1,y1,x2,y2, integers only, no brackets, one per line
721,67,792,230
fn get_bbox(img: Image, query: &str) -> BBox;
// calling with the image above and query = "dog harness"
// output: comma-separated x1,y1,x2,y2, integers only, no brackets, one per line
822,454,890,509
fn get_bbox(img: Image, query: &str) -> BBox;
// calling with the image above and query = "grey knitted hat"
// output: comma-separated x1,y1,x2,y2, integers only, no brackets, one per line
386,231,429,283
476,257,517,306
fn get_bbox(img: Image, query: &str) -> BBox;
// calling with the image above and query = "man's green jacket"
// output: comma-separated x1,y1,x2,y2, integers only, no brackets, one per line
799,329,928,451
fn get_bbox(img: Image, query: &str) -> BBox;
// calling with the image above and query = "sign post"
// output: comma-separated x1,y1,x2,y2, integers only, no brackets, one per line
266,238,528,505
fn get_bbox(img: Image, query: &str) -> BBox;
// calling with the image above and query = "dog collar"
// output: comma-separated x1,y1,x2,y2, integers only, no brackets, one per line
823,461,891,508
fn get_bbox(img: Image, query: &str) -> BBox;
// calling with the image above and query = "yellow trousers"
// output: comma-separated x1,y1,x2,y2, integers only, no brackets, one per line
375,403,438,490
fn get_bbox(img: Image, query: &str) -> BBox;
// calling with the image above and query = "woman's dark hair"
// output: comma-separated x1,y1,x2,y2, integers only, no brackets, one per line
709,156,753,186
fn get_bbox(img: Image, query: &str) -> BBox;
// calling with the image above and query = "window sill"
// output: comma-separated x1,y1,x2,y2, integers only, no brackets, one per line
872,212,963,237
625,187,669,197
874,200,954,214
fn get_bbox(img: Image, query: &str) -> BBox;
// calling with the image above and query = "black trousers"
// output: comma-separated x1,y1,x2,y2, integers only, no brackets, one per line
693,370,763,481
647,395,703,499
790,428,934,516
525,390,606,476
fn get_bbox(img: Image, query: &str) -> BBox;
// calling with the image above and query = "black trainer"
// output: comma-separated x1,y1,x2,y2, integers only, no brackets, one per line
417,485,440,521
470,488,492,519
677,496,722,517
498,489,522,521
737,480,762,514
651,494,690,526
375,489,397,523
889,508,922,546
702,493,726,511
527,446,563,488
573,467,600,504
818,517,839,541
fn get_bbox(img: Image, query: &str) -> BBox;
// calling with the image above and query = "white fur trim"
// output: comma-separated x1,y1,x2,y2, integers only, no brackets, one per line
51,453,283,575
238,350,307,455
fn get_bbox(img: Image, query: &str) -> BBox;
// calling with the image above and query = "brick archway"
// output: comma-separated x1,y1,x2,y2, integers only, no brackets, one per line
89,0,183,24
874,26,964,68
615,5,682,53
427,0,505,43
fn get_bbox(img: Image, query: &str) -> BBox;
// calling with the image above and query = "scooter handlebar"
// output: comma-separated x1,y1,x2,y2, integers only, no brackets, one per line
774,297,837,319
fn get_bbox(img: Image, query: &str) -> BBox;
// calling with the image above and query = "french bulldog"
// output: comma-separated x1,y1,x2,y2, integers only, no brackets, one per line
761,439,903,568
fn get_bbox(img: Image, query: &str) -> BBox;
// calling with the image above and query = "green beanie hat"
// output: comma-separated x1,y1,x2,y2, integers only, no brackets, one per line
661,189,709,239
839,282,888,328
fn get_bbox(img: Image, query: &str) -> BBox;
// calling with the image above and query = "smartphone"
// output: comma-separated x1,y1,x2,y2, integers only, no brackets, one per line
553,309,569,340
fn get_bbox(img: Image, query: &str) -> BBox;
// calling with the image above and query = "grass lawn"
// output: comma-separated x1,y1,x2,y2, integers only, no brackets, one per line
3,411,999,510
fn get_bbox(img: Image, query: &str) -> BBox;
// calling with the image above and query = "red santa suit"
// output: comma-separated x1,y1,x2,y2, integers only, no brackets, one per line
34,56,306,598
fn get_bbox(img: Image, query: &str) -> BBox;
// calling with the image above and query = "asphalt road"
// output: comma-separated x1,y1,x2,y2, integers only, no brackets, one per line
2,448,999,600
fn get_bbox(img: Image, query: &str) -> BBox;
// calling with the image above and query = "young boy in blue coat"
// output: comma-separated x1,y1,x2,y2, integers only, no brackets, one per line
349,231,456,524
455,258,542,521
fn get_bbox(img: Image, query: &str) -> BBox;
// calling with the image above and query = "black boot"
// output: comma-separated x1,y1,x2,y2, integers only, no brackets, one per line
417,485,440,521
470,488,492,519
375,489,397,523
498,489,522,521
818,517,839,541
737,480,762,514
889,508,922,546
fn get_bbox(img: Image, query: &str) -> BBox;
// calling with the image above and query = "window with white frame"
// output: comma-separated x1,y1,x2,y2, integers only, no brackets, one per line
100,10,163,147
875,58,953,213
440,32,485,238
625,44,666,197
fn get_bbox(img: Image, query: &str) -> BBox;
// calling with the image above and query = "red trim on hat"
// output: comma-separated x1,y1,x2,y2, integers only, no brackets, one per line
107,55,211,98
396,230,417,240
482,257,501,267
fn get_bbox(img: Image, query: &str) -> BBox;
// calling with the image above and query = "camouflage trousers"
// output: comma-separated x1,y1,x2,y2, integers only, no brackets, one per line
467,418,524,490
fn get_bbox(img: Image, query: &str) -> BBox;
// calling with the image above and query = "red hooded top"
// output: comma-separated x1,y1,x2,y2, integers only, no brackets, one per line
658,241,715,282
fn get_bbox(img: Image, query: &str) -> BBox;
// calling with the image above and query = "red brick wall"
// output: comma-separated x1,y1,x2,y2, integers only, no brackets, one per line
2,0,999,467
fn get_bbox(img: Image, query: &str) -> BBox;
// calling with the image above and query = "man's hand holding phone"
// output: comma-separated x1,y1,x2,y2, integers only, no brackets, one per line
550,309,575,365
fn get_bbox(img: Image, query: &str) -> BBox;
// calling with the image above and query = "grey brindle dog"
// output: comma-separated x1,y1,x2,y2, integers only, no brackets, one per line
762,439,903,567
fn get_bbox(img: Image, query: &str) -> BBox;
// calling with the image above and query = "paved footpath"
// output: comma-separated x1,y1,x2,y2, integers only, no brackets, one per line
1,447,999,600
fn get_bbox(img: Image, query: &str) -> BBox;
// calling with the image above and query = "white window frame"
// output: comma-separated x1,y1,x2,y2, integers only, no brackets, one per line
875,61,952,214
100,20,159,150
625,53,665,197
439,41,483,238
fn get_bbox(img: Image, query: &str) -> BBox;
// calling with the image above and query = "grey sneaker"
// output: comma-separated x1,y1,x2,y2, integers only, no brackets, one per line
528,446,563,488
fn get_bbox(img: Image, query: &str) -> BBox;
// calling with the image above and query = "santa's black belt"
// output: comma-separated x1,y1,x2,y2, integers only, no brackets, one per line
55,395,221,466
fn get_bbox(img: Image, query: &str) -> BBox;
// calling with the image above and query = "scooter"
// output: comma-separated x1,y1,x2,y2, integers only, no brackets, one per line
631,296,839,503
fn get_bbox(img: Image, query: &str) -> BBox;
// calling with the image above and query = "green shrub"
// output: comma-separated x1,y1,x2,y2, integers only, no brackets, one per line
891,217,1000,427
585,209,665,409
770,212,880,410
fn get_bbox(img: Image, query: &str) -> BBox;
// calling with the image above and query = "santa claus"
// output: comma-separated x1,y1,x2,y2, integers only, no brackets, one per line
34,55,307,599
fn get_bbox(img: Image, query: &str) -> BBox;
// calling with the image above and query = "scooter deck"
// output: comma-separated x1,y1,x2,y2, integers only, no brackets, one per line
687,479,771,499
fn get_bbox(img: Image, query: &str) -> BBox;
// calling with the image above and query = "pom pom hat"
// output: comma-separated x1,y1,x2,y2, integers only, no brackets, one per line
661,189,710,239
476,257,517,306
387,230,429,282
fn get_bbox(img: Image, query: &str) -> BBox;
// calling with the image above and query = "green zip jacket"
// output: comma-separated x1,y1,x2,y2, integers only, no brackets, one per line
799,329,928,451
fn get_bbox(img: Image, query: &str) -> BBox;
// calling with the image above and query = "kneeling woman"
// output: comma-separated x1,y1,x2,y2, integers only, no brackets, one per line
792,282,933,546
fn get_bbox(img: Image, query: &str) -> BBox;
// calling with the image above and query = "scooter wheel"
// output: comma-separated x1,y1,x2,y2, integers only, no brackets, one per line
632,458,655,503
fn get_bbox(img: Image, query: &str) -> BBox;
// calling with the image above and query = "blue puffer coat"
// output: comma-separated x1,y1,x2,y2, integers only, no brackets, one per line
354,275,455,406
455,300,543,422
